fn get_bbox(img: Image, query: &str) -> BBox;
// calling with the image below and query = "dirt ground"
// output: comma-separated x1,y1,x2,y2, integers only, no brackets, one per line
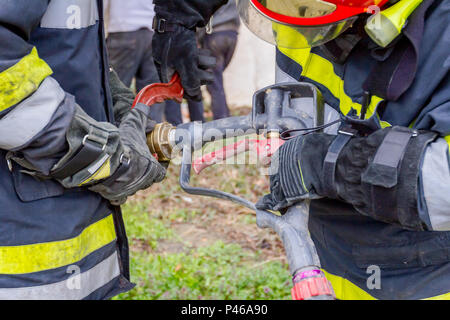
129,145,287,266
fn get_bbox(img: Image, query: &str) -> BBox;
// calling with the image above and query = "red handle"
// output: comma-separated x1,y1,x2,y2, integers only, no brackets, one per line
132,73,184,108
291,276,335,300
192,138,285,174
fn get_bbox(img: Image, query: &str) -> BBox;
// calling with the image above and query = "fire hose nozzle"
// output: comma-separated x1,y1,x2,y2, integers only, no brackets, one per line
147,122,177,162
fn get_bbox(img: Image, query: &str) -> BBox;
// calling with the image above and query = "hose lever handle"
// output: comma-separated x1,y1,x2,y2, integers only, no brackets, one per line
132,73,184,108
192,137,285,174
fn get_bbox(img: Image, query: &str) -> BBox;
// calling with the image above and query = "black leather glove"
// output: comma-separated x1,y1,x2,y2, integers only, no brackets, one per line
257,127,437,230
152,27,215,100
154,0,227,29
257,133,334,213
152,0,227,100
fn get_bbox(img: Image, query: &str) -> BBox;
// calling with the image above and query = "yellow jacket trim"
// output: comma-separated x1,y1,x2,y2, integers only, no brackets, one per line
322,269,377,300
279,45,384,120
79,157,112,186
424,291,450,300
0,214,116,275
0,47,53,113
323,269,450,300
274,25,386,121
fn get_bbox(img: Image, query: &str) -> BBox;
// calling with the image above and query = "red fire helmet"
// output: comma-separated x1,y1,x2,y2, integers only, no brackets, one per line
237,0,391,48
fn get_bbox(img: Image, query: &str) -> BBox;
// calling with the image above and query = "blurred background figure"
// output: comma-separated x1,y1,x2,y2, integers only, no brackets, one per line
104,0,204,125
165,99,205,125
200,1,241,120
104,0,163,122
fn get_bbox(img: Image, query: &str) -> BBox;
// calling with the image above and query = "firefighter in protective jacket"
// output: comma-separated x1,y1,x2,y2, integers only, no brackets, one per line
153,0,450,299
0,0,170,299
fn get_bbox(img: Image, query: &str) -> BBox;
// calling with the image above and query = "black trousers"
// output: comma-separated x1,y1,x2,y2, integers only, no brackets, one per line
202,30,238,120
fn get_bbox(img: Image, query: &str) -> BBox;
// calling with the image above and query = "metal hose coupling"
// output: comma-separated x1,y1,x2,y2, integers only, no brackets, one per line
147,122,177,162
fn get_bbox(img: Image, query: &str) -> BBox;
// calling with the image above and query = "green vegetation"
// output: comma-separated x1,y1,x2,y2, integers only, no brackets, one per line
115,164,291,300
117,239,291,300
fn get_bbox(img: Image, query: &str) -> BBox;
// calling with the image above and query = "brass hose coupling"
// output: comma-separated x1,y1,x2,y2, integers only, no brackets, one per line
147,122,176,162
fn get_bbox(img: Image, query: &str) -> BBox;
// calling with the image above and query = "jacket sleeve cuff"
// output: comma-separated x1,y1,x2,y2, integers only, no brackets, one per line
419,137,450,231
154,0,228,28
0,77,77,175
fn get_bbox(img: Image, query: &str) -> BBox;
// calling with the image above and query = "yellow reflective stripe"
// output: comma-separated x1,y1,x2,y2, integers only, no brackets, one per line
322,269,377,300
279,46,384,119
0,252,120,300
424,291,450,300
297,160,309,192
273,23,310,49
0,47,53,113
94,158,112,180
408,118,417,128
0,214,116,275
380,120,391,128
323,269,450,300
79,157,112,186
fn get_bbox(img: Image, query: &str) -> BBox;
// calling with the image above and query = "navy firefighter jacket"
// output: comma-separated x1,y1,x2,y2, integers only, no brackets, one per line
275,0,450,299
0,0,132,299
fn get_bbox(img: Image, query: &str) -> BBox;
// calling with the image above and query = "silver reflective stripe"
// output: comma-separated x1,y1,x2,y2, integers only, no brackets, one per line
88,154,110,175
0,251,120,300
41,0,99,29
0,77,65,150
422,138,450,231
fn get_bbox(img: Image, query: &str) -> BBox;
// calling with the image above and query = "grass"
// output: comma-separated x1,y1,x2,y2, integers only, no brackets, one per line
115,165,292,300
117,240,291,300
114,106,292,300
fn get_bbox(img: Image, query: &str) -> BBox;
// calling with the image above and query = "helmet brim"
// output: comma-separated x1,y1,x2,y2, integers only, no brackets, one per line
238,0,359,49
251,0,367,26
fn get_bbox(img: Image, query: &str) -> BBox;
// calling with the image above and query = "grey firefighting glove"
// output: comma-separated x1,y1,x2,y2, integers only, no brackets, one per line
256,127,437,230
108,68,157,133
108,68,136,125
152,0,225,100
48,103,166,205
5,70,165,205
